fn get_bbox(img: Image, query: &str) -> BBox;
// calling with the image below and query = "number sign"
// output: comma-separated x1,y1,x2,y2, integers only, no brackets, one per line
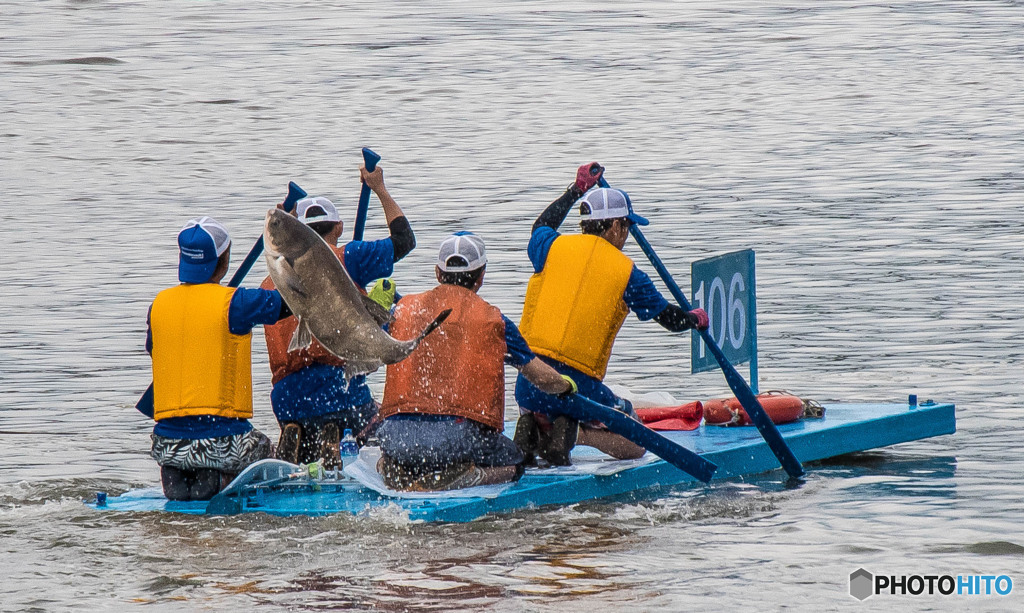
690,249,757,387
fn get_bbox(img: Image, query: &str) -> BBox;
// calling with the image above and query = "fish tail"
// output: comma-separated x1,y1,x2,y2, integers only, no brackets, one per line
414,308,452,344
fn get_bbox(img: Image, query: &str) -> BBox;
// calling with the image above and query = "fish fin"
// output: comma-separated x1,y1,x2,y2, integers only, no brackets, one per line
285,274,308,299
287,317,314,352
360,293,393,327
344,360,380,381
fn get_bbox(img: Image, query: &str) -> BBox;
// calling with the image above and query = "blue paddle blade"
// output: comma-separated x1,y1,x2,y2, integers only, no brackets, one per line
564,395,717,483
227,181,306,288
135,384,155,417
283,181,307,213
353,148,381,241
205,492,243,515
362,147,381,170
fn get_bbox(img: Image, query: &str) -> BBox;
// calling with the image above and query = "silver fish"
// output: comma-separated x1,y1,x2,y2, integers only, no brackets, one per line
263,208,449,380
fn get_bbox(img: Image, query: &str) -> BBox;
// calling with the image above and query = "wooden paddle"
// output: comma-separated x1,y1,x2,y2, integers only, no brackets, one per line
352,147,381,241
598,176,805,479
134,181,307,416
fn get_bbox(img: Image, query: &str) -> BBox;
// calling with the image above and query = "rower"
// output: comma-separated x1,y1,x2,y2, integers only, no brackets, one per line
260,163,416,467
514,163,710,466
144,217,291,501
375,232,575,491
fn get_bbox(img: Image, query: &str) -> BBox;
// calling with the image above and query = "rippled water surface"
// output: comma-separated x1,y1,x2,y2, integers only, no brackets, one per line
2,1,1023,610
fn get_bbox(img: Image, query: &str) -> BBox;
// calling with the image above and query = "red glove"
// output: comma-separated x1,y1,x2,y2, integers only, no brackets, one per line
687,308,709,331
575,162,604,193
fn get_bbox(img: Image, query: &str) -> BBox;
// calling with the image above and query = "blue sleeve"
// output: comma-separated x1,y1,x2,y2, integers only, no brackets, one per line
344,238,396,288
527,226,559,273
623,266,670,321
502,315,536,368
228,287,282,334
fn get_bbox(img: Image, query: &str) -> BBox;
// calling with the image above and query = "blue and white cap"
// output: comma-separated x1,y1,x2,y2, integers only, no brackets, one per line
177,216,231,283
295,196,340,225
437,231,487,272
577,187,648,226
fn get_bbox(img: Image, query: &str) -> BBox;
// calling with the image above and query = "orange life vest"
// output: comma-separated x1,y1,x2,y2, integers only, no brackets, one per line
261,244,362,384
379,284,507,430
150,283,253,420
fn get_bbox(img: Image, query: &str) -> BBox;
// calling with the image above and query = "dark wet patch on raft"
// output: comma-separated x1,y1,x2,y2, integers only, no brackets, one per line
9,57,125,66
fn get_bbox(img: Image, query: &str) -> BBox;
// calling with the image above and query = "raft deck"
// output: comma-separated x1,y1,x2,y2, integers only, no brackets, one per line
93,401,955,522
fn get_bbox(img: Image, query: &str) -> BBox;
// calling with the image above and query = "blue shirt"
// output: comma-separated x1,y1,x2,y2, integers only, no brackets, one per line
527,226,669,321
344,238,395,288
269,238,397,422
145,286,282,439
501,315,535,368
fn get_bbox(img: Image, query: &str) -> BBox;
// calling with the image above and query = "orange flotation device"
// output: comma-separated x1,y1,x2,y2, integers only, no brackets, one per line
634,401,704,431
703,391,806,426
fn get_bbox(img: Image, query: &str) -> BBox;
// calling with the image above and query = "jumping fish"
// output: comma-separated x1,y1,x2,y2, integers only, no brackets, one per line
263,208,450,379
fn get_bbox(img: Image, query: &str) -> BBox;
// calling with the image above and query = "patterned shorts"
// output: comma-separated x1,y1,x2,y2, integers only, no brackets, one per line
151,429,274,473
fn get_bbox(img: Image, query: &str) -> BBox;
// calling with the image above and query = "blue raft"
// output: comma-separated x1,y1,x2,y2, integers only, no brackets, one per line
92,401,955,522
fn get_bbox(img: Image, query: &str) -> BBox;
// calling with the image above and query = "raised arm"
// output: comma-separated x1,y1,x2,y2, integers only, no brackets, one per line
532,162,605,233
360,165,416,261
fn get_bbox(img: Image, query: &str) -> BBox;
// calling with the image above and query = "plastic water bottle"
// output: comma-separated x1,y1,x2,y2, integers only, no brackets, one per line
340,428,359,473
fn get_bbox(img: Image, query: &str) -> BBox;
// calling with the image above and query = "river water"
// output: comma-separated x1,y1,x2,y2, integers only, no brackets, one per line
1,0,1022,610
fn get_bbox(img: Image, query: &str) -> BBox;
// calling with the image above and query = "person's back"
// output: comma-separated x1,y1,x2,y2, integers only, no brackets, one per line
375,232,573,491
151,282,253,419
519,231,634,380
380,283,506,429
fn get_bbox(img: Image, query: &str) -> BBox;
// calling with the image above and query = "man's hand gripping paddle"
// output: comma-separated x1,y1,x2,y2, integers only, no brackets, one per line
135,182,307,417
598,176,804,479
352,147,381,241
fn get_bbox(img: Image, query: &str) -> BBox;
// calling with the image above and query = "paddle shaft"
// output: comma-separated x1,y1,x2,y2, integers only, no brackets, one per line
135,182,306,415
352,147,381,241
564,395,716,483
598,177,804,479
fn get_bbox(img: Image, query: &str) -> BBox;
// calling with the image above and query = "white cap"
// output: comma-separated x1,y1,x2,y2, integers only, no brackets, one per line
180,216,231,256
295,196,340,225
437,232,487,272
577,187,649,226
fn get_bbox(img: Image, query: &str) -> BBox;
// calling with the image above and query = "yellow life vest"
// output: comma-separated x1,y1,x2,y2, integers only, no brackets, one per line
519,233,633,380
150,283,253,421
